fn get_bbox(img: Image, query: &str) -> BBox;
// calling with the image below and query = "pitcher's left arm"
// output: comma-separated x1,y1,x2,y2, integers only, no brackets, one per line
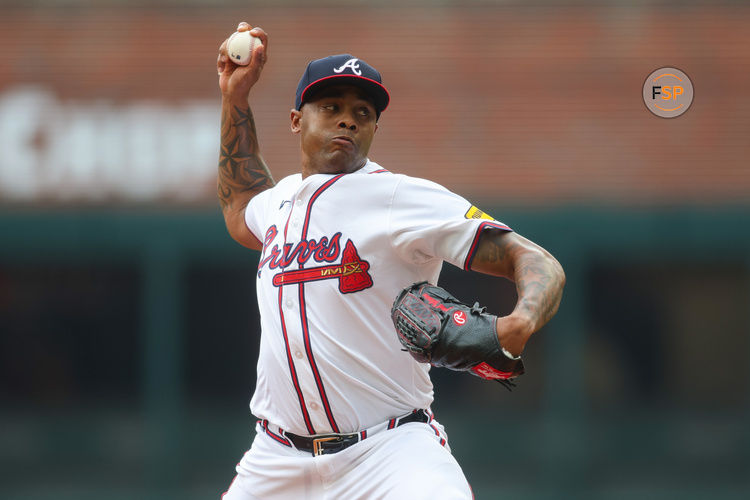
470,228,566,356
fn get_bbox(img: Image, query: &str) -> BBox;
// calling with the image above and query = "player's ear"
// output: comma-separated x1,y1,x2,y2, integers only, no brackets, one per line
290,109,302,134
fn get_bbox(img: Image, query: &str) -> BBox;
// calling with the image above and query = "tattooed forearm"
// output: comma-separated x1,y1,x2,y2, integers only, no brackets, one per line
514,251,565,331
218,102,274,210
472,230,565,332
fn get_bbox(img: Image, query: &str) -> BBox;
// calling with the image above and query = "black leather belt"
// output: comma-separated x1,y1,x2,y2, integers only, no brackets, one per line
282,409,430,456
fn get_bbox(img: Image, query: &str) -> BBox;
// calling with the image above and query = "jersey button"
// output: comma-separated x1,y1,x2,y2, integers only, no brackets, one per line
309,402,319,411
285,299,293,308
294,350,304,359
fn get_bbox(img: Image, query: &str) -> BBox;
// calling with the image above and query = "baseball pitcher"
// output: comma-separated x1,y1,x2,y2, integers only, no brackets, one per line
216,22,565,499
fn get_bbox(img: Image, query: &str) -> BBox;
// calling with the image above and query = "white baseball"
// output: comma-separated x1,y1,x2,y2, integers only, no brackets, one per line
226,31,261,66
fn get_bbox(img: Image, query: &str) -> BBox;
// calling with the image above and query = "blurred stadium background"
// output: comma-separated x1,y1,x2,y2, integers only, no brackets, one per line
1,0,748,498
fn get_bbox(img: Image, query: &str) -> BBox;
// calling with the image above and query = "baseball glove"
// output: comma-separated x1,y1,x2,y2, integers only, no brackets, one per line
391,281,525,390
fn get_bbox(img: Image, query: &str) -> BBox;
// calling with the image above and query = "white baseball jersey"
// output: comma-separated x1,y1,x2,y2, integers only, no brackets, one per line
244,159,511,436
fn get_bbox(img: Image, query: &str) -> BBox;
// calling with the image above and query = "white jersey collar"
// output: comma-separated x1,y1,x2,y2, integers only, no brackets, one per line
353,159,384,175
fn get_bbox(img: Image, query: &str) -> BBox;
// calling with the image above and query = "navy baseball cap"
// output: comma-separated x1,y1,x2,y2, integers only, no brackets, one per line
295,54,390,118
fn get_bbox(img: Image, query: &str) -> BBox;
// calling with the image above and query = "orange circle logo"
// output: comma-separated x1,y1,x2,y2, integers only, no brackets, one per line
643,67,694,118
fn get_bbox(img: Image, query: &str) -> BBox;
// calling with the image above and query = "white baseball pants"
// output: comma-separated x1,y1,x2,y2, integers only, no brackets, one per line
221,419,473,499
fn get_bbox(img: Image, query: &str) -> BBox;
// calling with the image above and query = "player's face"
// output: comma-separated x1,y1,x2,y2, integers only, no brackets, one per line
291,85,378,177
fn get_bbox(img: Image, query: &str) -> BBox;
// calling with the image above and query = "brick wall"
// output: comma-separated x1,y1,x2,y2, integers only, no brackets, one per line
1,6,748,205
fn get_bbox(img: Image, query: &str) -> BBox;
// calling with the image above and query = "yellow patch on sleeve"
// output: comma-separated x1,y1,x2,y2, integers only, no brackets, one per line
464,205,495,221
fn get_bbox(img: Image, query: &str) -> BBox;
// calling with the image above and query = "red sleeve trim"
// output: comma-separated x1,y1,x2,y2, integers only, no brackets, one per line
463,221,512,271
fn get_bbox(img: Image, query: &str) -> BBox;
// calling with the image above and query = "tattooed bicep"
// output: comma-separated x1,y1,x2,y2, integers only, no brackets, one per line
470,229,523,278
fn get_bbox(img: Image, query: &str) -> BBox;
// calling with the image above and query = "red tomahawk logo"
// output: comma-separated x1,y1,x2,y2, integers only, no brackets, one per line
272,240,373,294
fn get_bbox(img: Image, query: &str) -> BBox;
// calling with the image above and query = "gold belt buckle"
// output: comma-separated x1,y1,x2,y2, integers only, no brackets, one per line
312,436,340,456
